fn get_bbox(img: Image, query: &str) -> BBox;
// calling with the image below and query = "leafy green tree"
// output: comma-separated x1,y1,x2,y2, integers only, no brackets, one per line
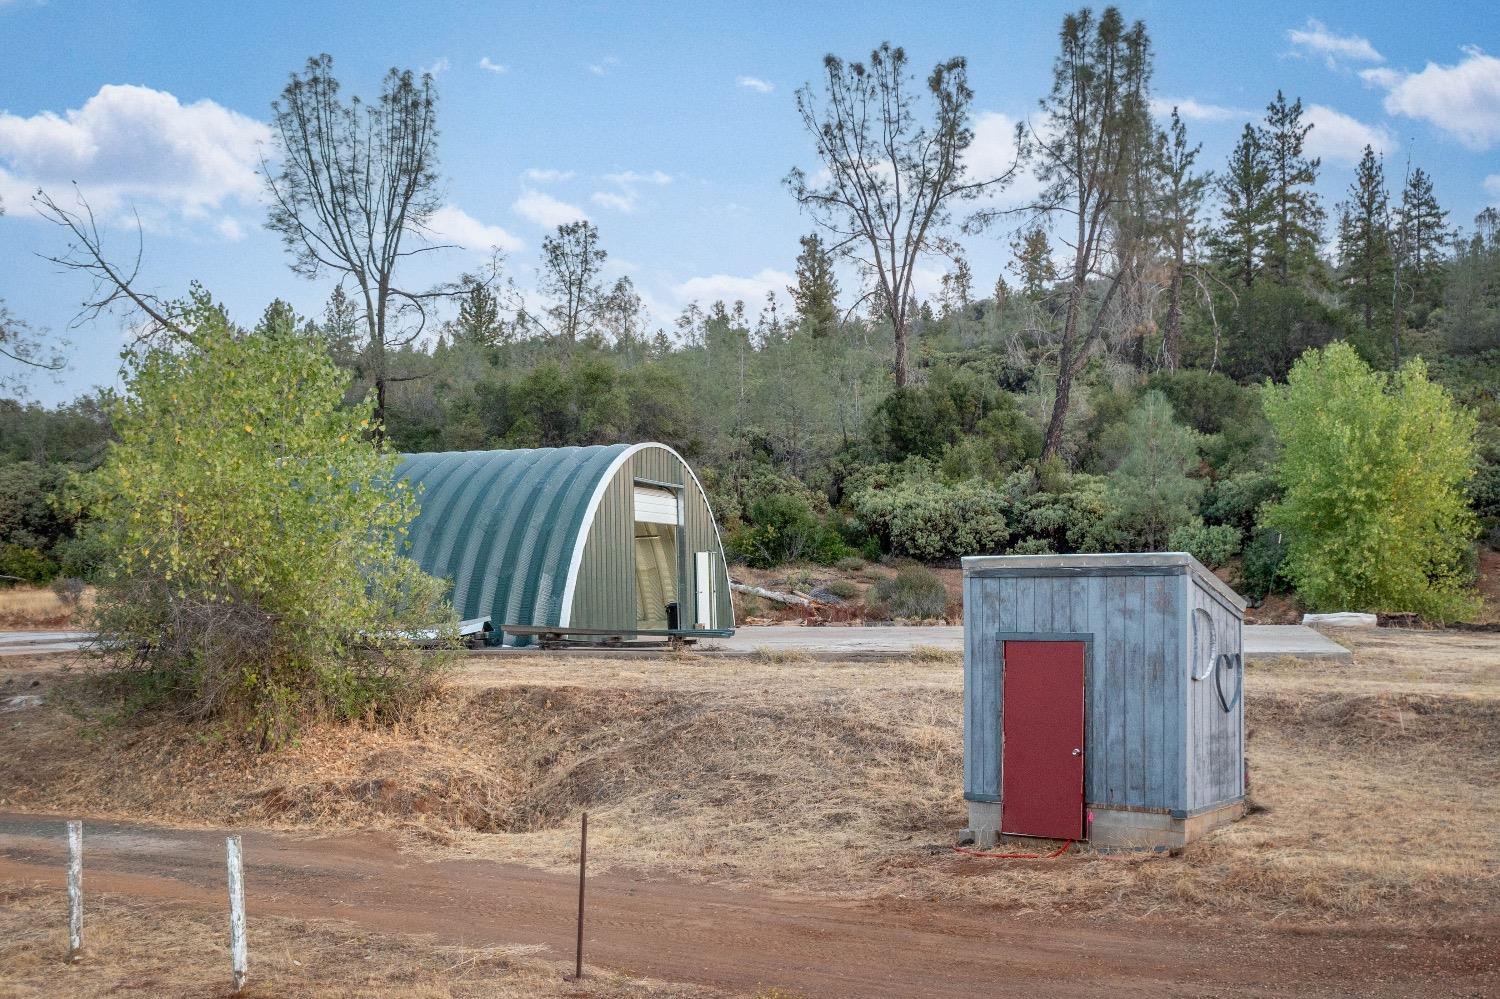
1107,390,1202,549
788,233,840,338
1262,342,1479,620
1211,124,1273,289
73,296,452,746
1335,146,1393,343
1258,92,1325,286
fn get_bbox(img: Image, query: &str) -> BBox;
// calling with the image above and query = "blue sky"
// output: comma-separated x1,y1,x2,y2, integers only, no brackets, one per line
3,0,1498,404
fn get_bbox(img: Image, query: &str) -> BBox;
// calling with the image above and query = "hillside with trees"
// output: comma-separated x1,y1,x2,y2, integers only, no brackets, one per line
4,6,1497,626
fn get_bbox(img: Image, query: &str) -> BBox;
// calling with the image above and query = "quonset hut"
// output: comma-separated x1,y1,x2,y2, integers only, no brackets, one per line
394,443,734,646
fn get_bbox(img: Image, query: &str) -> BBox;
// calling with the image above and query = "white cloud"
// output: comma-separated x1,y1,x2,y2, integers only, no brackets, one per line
964,111,1043,208
1366,46,1500,150
1485,175,1500,203
478,57,508,74
603,169,672,186
588,56,619,77
522,167,575,183
0,83,269,229
424,57,451,76
426,204,523,252
673,268,792,307
215,217,244,241
1150,97,1247,123
736,76,775,94
1286,18,1383,67
512,189,587,228
590,190,636,213
1303,103,1397,164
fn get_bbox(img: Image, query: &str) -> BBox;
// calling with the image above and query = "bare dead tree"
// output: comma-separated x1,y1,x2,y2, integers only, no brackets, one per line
785,42,1014,388
0,195,67,390
33,186,186,342
263,54,447,430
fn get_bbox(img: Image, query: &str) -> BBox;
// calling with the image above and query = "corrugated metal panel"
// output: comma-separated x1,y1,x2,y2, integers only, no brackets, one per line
396,445,631,644
397,443,734,646
962,554,1240,817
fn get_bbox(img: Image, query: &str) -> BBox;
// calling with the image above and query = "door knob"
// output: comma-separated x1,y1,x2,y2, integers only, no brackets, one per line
1071,748,1082,757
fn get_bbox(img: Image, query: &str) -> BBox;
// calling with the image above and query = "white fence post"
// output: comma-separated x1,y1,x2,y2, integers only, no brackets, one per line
66,820,82,961
225,835,247,992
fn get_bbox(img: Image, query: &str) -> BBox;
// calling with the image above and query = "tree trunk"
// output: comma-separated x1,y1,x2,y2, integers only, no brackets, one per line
892,319,909,388
1040,284,1084,462
1163,259,1183,371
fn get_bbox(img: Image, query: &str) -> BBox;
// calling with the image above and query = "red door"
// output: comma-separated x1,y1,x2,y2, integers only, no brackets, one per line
1001,641,1085,840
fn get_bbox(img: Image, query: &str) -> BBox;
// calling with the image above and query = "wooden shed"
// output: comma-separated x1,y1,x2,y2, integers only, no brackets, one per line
961,553,1247,849
395,443,734,646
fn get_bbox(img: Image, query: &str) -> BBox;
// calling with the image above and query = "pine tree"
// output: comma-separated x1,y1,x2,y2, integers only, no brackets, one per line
318,285,362,366
1258,92,1325,285
453,279,502,347
1156,108,1210,370
939,253,974,317
788,233,840,338
1335,145,1393,338
1212,124,1272,289
1393,167,1452,321
1108,390,1202,549
1009,224,1056,297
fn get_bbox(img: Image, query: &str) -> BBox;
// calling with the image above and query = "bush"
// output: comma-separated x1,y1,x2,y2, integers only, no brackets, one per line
1202,470,1280,536
1241,528,1290,599
73,298,453,747
724,493,855,567
1001,469,1122,554
1262,343,1480,620
821,578,860,600
0,543,57,586
1107,391,1203,550
834,556,867,572
1168,522,1243,569
851,479,1008,561
867,565,949,620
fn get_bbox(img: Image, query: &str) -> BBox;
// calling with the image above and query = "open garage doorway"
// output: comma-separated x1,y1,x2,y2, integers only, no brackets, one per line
633,484,681,629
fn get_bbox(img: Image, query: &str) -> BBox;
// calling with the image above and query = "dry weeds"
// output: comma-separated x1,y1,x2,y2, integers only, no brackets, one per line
1,628,1496,931
0,586,88,630
0,885,714,998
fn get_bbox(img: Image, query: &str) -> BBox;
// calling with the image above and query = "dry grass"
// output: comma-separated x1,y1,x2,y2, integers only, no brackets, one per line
0,885,713,998
1,629,1496,930
0,586,88,630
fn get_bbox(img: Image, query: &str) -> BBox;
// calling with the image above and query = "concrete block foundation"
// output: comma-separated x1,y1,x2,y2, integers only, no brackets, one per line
963,798,1245,851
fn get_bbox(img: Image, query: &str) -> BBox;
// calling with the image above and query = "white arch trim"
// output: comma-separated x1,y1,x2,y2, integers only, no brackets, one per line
557,442,735,630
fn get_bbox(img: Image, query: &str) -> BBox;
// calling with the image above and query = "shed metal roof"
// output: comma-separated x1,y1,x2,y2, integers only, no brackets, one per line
962,552,1247,612
395,444,634,631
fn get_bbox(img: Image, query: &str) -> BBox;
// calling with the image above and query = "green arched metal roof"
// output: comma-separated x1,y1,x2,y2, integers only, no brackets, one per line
395,444,634,640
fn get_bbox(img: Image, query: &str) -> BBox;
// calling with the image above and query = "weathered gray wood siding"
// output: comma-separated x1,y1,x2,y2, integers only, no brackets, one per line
1185,576,1245,811
571,445,733,630
963,568,1190,813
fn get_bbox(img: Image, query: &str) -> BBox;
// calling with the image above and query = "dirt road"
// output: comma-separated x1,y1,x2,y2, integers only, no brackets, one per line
1,813,1489,998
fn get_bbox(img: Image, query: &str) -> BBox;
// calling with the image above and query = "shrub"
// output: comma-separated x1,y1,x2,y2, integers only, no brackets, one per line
1202,470,1280,536
73,298,453,747
851,479,1008,561
834,556,867,572
867,565,949,620
821,578,860,600
1107,391,1203,549
1261,343,1480,620
0,543,56,586
724,493,854,567
1241,528,1291,599
1168,522,1243,569
1001,469,1122,554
